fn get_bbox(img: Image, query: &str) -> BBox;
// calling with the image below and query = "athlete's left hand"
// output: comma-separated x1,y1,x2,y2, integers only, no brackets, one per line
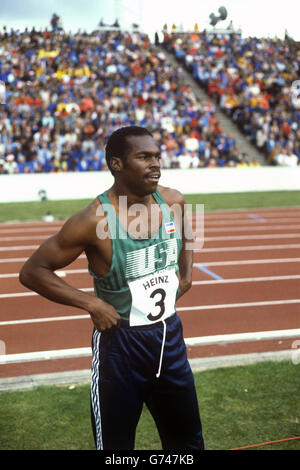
177,278,192,299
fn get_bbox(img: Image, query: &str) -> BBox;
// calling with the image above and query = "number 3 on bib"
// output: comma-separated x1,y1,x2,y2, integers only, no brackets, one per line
128,269,179,326
147,288,166,321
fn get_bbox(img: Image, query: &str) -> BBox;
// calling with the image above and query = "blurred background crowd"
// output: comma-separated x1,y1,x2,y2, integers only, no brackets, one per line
0,17,299,175
163,30,300,168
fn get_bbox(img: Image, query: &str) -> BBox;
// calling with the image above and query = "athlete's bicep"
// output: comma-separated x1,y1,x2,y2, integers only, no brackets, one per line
23,212,94,271
30,232,85,271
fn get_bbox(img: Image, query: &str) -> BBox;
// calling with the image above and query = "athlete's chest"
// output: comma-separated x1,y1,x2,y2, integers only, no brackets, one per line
125,238,179,280
122,237,181,326
86,231,179,281
117,202,162,239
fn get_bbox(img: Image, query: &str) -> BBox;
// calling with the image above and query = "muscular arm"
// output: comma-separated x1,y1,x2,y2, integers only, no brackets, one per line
19,204,120,331
177,218,194,299
177,195,194,299
159,186,194,299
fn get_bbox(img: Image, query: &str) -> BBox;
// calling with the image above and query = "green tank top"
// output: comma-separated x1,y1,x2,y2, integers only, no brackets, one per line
88,189,182,325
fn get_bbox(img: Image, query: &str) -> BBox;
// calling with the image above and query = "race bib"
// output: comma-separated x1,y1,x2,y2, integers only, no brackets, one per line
128,268,179,326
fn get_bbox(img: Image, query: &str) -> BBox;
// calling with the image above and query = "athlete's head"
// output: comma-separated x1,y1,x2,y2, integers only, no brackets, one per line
105,126,153,174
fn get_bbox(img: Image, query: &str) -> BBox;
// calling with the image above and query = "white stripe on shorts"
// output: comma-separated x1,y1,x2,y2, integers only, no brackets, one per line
90,329,102,450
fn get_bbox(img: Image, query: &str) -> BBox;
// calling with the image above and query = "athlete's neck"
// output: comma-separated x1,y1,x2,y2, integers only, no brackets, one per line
110,183,154,207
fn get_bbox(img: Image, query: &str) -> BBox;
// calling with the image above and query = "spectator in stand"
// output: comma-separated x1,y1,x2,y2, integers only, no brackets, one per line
17,154,30,173
77,155,89,172
206,157,218,168
88,153,104,171
190,150,201,168
177,150,193,169
4,154,18,174
236,153,250,167
160,147,174,169
256,127,268,153
249,158,261,167
184,131,200,153
164,31,300,166
0,159,7,174
275,147,299,167
0,24,239,174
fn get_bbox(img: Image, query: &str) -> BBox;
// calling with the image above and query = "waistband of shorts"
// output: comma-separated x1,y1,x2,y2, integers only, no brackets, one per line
118,312,177,330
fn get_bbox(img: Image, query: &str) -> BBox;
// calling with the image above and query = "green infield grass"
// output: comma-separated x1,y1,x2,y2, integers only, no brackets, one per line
1,190,300,223
0,361,299,450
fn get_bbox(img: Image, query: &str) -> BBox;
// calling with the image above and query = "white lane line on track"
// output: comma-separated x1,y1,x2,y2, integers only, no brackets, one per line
203,234,300,241
2,272,300,285
2,233,300,243
184,328,300,346
0,227,61,234
192,215,300,222
0,347,92,364
194,244,300,252
193,258,300,266
0,211,298,228
2,264,300,298
190,210,300,218
0,254,87,263
196,225,300,233
0,314,89,325
0,287,93,299
0,256,299,267
0,269,88,279
192,217,300,226
0,235,49,242
2,222,300,235
1,328,300,364
177,299,300,311
1,271,300,288
0,211,297,226
0,245,39,251
192,275,300,284
1,297,300,315
0,258,300,283
0,222,63,227
0,257,35,263
2,243,300,253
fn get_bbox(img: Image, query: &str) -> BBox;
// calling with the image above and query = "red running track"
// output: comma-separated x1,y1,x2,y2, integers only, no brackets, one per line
0,207,300,379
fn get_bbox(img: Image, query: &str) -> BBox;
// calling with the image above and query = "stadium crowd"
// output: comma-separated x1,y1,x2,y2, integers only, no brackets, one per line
0,21,260,176
163,30,300,167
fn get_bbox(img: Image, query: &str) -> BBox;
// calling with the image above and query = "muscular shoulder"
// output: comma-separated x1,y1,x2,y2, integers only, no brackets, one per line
57,197,102,247
158,184,186,208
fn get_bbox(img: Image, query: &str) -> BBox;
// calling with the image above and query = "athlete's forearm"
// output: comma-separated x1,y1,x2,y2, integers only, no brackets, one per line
177,245,193,298
178,243,193,282
19,263,96,312
20,252,121,331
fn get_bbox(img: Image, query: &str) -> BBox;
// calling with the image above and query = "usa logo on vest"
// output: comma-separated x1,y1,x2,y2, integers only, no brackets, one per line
165,221,175,234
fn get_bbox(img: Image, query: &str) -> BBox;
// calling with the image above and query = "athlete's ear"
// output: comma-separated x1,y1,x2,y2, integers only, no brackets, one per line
110,156,123,172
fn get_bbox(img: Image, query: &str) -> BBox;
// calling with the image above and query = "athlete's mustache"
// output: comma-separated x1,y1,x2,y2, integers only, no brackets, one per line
145,171,161,177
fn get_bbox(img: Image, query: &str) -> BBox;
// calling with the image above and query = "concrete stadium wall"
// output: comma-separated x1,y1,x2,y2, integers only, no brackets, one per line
1,167,300,203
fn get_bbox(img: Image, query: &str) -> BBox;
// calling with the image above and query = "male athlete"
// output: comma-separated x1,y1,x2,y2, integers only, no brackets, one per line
19,126,205,450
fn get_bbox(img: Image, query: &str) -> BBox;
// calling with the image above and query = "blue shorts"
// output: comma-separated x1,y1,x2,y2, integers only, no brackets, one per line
90,313,204,450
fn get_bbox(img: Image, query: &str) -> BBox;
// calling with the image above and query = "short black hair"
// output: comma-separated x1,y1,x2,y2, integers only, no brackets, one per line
105,126,153,173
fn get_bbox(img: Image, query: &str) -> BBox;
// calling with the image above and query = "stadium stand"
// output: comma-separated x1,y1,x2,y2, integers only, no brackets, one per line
162,30,300,167
0,24,258,174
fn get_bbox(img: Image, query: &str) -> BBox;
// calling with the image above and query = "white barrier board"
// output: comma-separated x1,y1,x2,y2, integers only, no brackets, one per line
0,167,300,203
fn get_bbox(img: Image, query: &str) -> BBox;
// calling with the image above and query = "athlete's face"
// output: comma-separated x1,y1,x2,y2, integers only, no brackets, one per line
117,134,161,195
